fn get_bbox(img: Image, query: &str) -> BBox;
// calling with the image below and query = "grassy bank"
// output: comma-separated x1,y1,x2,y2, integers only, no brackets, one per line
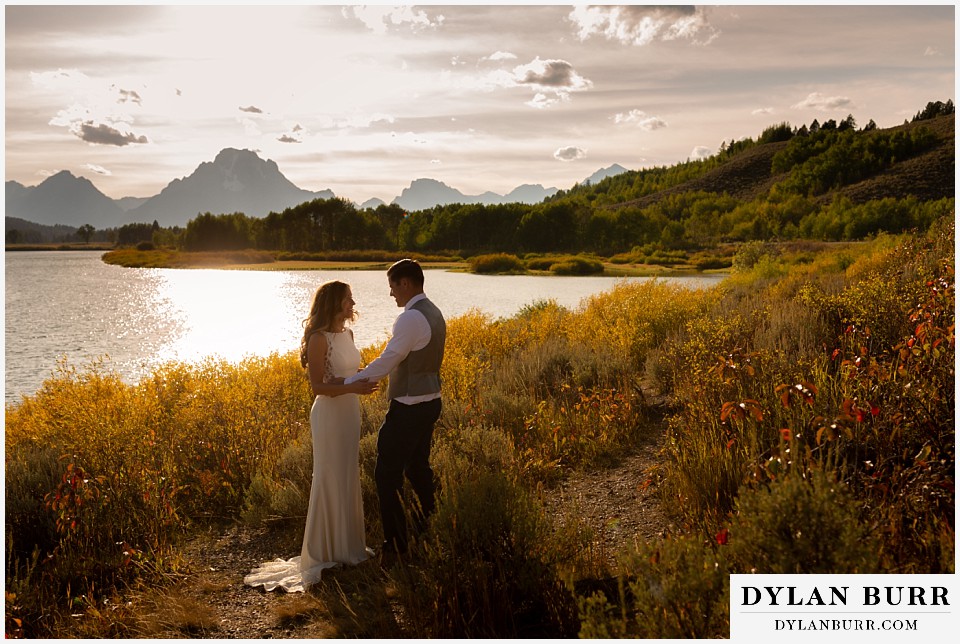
6,242,115,251
6,216,954,637
100,247,732,276
100,248,466,270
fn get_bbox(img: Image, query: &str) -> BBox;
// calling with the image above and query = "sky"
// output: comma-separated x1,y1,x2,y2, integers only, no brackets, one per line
3,2,956,205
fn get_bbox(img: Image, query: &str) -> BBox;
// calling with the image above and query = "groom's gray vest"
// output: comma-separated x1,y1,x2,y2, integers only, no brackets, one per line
387,298,446,400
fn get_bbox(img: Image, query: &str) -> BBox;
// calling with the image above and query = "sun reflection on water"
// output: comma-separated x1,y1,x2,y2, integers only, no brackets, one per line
150,269,305,365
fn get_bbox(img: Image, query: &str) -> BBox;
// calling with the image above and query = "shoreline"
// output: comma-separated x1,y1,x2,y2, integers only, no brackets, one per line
213,260,719,277
95,248,730,277
6,242,114,251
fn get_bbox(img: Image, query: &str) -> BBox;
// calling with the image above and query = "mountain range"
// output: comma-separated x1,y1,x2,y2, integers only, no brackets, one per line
4,147,628,229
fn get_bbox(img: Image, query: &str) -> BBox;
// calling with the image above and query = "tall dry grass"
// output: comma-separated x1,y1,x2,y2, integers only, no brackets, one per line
6,215,954,637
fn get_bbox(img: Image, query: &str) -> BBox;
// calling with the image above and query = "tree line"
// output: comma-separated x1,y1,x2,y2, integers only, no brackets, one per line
168,192,950,259
26,100,948,255
170,107,951,255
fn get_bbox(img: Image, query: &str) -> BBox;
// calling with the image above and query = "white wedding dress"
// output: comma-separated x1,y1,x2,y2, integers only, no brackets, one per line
244,330,373,592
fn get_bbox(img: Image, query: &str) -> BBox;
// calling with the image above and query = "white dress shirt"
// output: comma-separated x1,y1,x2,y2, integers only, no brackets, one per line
345,293,440,405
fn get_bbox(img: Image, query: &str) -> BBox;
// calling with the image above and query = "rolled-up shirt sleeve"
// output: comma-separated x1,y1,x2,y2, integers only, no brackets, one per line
345,308,430,384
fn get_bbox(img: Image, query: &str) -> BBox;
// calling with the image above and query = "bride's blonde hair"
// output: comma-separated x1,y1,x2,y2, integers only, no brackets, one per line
300,281,357,367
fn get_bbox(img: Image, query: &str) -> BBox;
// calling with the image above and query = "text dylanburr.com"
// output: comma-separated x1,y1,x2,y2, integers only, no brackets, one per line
730,574,957,641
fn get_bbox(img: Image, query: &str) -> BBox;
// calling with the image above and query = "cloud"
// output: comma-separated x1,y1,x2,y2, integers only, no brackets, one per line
752,107,775,115
554,146,586,162
37,73,150,147
459,56,590,107
117,88,142,105
527,92,569,109
513,57,591,91
239,105,264,114
345,5,444,35
924,46,939,56
85,163,111,175
278,123,305,143
338,113,395,129
482,51,517,63
501,57,593,108
614,109,667,130
792,92,852,111
690,145,712,160
76,121,149,146
569,5,718,47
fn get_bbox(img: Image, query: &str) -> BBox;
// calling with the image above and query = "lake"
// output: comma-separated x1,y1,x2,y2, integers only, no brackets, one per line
4,251,725,405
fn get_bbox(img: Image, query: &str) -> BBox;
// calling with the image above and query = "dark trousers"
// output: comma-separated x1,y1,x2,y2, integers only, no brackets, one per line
375,397,441,553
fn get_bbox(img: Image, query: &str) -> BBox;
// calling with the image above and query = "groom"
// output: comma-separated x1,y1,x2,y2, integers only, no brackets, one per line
345,259,446,563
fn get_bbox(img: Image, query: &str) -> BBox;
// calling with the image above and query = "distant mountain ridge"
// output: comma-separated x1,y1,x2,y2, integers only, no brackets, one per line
584,163,629,185
5,149,627,228
391,178,564,211
5,170,128,229
127,148,334,227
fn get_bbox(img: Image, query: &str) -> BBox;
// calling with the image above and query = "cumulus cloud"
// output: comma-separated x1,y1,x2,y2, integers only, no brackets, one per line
506,57,592,107
345,5,444,35
460,56,591,107
37,72,150,147
277,134,300,143
614,109,667,130
50,104,148,146
690,145,713,160
924,46,939,56
239,105,263,114
752,107,775,115
76,121,149,146
85,163,111,175
792,92,852,111
527,92,568,109
569,5,718,47
554,146,586,161
483,50,517,62
513,57,591,91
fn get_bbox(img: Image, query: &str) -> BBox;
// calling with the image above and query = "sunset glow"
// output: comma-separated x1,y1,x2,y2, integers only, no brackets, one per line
4,3,955,205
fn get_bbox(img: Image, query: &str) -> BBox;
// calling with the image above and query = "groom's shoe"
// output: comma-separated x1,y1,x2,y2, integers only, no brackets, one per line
379,541,407,570
379,549,399,570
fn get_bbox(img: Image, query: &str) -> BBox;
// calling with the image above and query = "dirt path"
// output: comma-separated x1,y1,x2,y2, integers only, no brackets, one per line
130,430,673,638
542,434,676,569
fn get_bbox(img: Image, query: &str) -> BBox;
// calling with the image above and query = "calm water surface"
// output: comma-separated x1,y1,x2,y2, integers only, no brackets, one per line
4,251,724,404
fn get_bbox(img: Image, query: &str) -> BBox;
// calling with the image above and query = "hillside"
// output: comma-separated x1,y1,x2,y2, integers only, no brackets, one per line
834,114,955,204
608,113,954,211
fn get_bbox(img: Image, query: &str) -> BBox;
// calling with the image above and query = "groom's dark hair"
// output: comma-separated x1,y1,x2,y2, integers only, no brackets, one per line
387,258,424,287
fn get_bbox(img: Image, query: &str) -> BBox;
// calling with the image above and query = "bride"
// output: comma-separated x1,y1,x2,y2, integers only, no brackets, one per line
244,281,378,592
